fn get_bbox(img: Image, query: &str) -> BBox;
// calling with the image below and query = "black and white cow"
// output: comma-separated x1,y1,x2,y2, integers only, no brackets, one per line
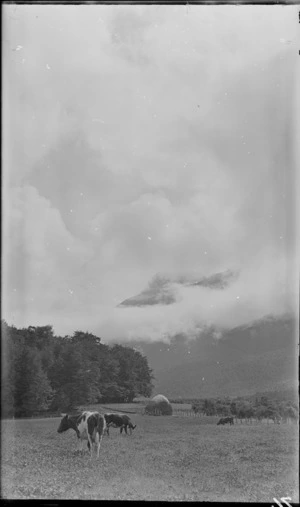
217,416,234,426
57,411,106,458
104,413,136,436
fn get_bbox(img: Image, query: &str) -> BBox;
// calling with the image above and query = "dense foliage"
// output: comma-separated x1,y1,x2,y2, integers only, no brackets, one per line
1,321,154,417
170,395,298,422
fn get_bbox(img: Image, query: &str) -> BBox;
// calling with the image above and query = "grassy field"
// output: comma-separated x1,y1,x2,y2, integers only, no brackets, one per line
1,412,298,502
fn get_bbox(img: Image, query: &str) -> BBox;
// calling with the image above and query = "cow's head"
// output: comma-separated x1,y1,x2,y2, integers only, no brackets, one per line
57,413,71,433
129,423,137,434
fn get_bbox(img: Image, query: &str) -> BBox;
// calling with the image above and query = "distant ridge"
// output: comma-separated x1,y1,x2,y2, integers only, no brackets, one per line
127,314,297,399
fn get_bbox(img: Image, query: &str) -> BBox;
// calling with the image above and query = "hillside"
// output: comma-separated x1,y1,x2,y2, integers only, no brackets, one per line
153,348,296,399
129,314,297,399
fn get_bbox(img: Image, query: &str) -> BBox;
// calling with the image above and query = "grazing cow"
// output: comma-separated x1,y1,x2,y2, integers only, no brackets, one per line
217,416,234,426
57,411,106,458
104,413,136,436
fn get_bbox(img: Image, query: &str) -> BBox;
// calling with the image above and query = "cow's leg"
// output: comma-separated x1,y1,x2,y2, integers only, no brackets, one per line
124,425,128,435
120,426,123,434
129,426,132,436
76,436,81,454
78,436,84,454
97,434,103,458
87,435,93,458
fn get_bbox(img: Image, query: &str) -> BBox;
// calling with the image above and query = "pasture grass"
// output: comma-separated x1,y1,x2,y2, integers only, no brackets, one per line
1,414,298,501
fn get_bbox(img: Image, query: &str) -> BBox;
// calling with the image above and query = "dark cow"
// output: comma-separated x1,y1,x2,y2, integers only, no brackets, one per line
104,413,136,436
57,411,106,458
217,416,234,426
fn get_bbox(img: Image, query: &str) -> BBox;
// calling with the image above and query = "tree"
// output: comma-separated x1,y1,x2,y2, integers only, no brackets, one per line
236,401,254,423
203,399,216,416
230,401,237,416
14,347,54,416
1,321,155,415
192,403,201,414
111,345,154,402
53,344,101,410
254,406,267,421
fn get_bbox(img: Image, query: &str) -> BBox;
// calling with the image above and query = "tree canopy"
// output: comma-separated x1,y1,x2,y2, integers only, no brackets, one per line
1,320,154,417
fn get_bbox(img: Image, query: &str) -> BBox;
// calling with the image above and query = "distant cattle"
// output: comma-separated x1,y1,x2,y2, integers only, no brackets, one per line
57,411,106,458
104,413,136,436
217,416,234,426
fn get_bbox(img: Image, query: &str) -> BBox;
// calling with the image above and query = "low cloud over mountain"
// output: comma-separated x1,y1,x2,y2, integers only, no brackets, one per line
129,314,297,398
119,269,239,307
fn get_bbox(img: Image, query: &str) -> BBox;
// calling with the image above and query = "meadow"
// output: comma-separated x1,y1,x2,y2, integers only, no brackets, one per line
1,409,298,502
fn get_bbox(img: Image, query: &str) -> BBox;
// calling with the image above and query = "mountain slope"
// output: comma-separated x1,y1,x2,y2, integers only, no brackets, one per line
154,347,296,398
129,315,297,398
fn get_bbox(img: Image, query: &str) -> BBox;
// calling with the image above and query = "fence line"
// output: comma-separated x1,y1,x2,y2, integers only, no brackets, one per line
96,405,137,414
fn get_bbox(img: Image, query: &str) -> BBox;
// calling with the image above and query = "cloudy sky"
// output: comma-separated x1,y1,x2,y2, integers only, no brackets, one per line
3,4,299,342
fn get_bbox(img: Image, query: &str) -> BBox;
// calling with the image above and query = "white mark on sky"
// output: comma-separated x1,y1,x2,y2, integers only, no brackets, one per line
148,236,152,240
46,64,51,70
279,38,293,45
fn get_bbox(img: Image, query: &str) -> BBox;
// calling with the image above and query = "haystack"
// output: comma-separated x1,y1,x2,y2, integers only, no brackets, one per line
145,394,173,416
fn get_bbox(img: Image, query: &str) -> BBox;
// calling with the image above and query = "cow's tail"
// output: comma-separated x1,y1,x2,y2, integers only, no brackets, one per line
96,413,106,437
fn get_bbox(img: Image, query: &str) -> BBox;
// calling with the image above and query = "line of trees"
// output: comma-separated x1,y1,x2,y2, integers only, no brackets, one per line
190,395,298,423
1,321,154,418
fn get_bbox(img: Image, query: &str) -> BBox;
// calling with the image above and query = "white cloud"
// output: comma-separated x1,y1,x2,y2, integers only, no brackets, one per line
2,185,93,323
2,4,298,339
